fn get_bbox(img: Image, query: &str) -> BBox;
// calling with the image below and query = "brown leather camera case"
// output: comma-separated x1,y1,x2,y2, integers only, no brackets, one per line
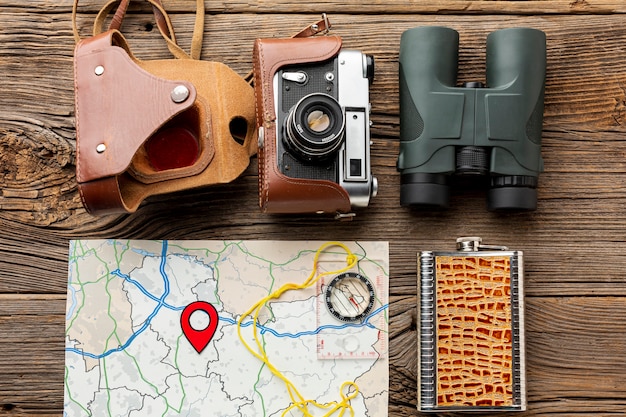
253,36,352,215
74,0,257,215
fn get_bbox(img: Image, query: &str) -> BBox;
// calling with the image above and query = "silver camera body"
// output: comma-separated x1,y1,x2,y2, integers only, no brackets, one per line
272,49,378,208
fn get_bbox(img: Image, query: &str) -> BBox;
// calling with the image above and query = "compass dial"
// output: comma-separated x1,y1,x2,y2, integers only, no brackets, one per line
325,272,375,322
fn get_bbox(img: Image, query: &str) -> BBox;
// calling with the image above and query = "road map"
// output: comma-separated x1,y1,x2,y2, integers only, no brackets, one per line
64,240,389,416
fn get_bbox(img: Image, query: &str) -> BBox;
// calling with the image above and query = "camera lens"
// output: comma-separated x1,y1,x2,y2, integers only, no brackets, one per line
285,93,345,161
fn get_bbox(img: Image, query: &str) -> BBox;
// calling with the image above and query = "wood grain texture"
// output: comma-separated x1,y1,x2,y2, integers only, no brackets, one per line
4,0,626,14
1,0,626,415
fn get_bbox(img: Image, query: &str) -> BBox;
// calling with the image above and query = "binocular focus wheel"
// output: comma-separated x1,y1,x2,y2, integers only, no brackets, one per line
400,174,450,208
488,186,537,211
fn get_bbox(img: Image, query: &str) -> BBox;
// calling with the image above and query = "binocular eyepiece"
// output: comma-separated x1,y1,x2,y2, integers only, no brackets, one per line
398,26,546,211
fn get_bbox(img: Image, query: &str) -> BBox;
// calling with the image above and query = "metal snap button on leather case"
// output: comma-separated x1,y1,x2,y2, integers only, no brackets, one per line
417,237,526,412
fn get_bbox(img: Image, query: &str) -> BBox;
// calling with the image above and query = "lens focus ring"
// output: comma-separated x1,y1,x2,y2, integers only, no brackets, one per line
284,93,345,161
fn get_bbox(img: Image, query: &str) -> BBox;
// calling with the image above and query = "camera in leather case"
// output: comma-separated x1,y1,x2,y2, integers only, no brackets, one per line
253,34,377,217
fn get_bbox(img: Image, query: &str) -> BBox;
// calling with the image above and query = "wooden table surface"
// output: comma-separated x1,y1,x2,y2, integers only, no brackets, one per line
2,0,626,415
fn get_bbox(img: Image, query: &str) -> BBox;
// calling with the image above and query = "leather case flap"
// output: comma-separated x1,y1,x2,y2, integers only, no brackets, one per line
114,59,258,213
74,30,197,184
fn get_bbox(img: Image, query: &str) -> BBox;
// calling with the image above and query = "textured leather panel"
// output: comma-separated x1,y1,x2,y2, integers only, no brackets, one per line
253,36,352,214
140,58,257,168
435,255,513,407
74,31,197,184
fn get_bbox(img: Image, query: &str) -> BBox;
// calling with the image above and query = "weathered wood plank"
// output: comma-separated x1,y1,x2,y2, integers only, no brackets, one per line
4,188,626,296
3,12,626,127
3,0,626,15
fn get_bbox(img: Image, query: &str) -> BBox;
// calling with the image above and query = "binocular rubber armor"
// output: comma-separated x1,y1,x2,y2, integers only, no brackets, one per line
398,26,546,210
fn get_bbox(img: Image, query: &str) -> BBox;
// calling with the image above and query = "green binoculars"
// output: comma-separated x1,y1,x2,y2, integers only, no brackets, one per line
398,26,546,210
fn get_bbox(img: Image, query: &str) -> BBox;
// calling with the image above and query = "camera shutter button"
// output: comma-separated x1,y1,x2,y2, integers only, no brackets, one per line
282,72,308,84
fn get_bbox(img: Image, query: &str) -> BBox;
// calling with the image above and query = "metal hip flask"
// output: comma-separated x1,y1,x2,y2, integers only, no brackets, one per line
417,237,526,412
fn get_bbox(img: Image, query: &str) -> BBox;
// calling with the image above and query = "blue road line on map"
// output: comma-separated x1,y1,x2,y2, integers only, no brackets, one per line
66,240,389,359
110,270,183,312
131,248,158,257
66,241,173,360
66,283,78,321
219,304,389,338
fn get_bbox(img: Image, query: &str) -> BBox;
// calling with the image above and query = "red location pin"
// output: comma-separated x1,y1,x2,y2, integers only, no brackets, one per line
180,301,219,353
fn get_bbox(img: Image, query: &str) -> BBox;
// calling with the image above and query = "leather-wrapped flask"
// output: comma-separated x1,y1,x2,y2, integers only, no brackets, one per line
417,237,526,412
73,0,257,214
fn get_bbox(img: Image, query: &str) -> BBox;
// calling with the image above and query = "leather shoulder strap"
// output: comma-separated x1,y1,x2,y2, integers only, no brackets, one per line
292,14,332,38
73,0,204,60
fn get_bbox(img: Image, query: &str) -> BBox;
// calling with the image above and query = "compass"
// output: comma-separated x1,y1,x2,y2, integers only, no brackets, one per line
324,272,375,322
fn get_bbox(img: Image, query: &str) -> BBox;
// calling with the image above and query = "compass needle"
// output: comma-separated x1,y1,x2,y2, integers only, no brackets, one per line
325,272,375,322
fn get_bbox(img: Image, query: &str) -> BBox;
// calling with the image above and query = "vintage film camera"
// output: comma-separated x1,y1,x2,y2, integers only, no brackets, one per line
397,26,546,211
253,32,377,217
